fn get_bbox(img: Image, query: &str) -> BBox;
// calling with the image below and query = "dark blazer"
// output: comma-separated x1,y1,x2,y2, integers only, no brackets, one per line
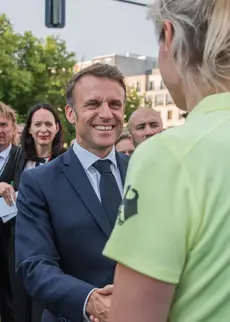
0,144,21,322
14,148,67,191
9,147,66,322
15,147,129,322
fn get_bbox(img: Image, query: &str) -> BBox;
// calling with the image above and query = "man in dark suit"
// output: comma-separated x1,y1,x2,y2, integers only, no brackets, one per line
0,102,22,322
15,63,129,322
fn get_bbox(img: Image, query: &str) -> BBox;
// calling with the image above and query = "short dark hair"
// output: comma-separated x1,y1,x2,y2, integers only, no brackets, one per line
21,103,64,161
66,63,126,107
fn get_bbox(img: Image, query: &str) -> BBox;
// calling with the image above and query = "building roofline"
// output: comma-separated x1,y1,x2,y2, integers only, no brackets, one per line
92,53,156,60
93,54,116,59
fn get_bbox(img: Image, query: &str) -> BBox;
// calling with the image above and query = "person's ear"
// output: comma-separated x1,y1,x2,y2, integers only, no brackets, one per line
65,105,76,124
163,20,174,52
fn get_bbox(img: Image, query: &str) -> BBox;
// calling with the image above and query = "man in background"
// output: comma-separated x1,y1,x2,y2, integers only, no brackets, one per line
16,124,25,145
128,107,163,147
0,102,22,322
115,129,134,156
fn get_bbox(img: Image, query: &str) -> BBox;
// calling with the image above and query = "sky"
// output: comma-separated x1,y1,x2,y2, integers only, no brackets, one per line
1,0,158,61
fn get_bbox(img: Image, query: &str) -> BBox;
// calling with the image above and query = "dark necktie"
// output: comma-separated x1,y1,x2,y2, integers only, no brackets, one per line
93,159,121,227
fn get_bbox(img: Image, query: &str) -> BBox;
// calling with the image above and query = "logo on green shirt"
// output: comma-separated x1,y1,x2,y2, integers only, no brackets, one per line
117,185,139,226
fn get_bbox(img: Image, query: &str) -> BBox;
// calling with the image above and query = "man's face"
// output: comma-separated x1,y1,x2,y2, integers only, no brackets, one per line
66,75,125,155
17,125,24,138
130,110,163,147
0,116,15,151
116,137,134,156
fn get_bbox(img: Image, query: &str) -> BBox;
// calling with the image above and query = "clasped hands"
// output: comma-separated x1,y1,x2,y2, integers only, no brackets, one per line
86,284,113,322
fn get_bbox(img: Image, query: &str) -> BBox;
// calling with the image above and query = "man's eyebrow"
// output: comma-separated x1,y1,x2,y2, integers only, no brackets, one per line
136,122,146,127
108,98,122,102
84,98,101,104
149,121,160,125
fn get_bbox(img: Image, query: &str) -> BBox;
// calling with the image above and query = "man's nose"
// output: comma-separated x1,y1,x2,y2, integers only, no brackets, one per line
98,102,113,119
145,126,155,137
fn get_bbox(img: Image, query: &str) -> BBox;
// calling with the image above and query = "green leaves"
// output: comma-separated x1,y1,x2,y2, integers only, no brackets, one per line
0,14,76,142
125,86,148,122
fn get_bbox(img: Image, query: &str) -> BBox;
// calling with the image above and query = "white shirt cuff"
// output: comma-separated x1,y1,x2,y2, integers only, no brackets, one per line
83,288,97,322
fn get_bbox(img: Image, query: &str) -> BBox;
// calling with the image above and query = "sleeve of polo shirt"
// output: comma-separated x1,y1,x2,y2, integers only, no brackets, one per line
103,135,197,284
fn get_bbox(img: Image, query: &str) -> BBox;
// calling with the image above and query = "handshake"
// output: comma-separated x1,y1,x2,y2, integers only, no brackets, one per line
86,284,114,322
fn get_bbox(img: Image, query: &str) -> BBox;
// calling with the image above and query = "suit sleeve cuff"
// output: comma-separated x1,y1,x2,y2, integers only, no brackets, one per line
83,288,98,321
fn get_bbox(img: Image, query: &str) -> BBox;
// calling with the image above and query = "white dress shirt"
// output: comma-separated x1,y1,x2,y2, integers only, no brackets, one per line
0,144,12,173
73,140,123,199
72,140,123,321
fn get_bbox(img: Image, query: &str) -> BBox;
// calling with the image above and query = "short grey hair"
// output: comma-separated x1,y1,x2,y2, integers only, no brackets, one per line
148,0,230,92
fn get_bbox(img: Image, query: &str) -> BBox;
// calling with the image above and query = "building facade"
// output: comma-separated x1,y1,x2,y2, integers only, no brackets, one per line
126,70,185,128
75,53,157,76
75,54,185,128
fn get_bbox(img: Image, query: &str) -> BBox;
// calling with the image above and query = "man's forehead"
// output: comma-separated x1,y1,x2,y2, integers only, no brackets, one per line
119,137,131,144
74,75,125,98
133,113,160,126
117,138,133,149
0,115,12,123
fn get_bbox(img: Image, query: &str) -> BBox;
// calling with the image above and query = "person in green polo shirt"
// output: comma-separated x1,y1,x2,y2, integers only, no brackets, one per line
102,0,230,322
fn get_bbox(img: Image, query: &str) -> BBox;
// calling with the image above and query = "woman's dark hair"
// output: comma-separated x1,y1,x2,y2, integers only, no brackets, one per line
21,103,64,161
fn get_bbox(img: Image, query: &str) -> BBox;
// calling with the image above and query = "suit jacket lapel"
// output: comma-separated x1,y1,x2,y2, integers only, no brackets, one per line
116,152,129,186
62,149,111,237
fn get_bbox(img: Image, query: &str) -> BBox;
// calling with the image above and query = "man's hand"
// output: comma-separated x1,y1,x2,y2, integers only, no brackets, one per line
89,285,113,322
96,284,114,296
86,287,112,322
0,182,16,206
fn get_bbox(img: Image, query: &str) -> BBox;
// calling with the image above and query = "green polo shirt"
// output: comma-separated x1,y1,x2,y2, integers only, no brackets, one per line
104,93,230,322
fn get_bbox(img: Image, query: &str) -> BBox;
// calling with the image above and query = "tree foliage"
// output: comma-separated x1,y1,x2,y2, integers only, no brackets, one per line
0,14,76,142
125,86,151,122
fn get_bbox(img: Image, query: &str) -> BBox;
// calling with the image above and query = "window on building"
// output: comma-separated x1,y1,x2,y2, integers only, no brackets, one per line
149,81,154,91
167,110,173,120
166,94,174,105
145,95,153,107
155,94,164,106
136,82,141,92
160,81,165,90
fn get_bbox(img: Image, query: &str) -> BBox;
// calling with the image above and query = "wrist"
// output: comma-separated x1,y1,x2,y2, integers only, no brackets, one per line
85,289,98,316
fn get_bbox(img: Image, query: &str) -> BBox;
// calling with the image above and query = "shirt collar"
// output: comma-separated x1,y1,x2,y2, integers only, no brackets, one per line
73,140,117,171
0,144,12,160
187,92,230,122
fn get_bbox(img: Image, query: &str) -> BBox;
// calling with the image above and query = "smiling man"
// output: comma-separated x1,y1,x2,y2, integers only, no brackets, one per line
15,63,129,322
